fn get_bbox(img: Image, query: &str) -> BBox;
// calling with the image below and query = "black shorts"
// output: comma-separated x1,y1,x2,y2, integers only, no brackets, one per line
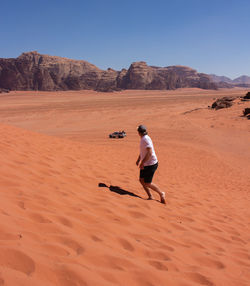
140,162,158,183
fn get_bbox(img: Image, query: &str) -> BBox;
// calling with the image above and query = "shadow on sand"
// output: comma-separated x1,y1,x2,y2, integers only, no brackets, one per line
98,183,142,199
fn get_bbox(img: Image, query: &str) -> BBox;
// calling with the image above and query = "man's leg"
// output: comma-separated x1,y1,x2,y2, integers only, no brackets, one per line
145,182,166,204
140,178,153,199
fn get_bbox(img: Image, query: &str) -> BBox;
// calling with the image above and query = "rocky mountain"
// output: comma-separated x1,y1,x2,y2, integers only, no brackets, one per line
233,75,250,85
0,52,104,91
121,62,217,90
209,74,233,83
209,74,250,87
0,51,217,91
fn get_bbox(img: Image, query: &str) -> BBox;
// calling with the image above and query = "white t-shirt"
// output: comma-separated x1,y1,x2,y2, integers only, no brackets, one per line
140,135,158,166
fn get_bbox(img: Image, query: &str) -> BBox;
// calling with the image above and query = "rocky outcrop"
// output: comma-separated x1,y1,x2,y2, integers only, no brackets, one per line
0,88,9,93
0,51,218,91
243,108,250,119
243,92,250,100
211,97,236,110
120,62,217,90
0,51,104,91
95,68,121,92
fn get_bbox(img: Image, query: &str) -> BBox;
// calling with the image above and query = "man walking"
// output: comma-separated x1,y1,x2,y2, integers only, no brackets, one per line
136,125,166,204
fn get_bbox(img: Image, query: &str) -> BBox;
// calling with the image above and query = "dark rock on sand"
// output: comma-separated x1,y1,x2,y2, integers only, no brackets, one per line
0,88,9,93
242,92,250,100
243,108,250,119
211,97,236,110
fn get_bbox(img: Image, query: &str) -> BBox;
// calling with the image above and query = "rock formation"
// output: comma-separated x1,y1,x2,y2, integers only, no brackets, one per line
233,75,250,85
243,92,250,100
209,74,250,88
243,108,250,119
0,88,9,93
116,62,217,90
209,74,233,84
211,97,236,110
0,51,103,91
0,51,218,91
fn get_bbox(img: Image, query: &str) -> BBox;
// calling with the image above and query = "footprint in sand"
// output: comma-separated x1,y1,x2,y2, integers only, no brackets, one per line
208,226,223,233
190,226,206,233
99,271,118,284
117,238,135,252
159,243,175,252
0,248,35,275
40,243,70,256
145,250,171,261
148,260,168,271
231,235,246,244
88,254,135,271
28,212,52,223
185,272,214,286
17,201,26,209
54,216,73,228
0,210,10,216
51,235,85,255
183,239,205,250
103,255,135,270
128,211,147,219
164,238,190,248
212,235,232,244
194,256,225,269
181,216,195,223
91,235,103,242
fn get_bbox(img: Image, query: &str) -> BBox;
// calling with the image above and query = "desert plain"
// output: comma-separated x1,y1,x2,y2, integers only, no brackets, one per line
0,88,249,286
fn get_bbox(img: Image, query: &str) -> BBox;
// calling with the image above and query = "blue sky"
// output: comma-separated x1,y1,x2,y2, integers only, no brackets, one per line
0,0,249,78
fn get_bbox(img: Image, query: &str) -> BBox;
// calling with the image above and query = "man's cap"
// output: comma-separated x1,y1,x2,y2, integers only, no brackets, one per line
137,125,147,133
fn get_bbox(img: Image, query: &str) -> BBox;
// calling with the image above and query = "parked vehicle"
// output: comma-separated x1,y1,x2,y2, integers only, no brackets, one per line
109,130,126,138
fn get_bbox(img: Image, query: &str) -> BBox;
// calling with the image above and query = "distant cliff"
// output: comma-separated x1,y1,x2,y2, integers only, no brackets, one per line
0,51,217,91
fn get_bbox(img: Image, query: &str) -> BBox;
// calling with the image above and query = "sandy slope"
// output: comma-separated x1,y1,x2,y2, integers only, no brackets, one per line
0,89,249,286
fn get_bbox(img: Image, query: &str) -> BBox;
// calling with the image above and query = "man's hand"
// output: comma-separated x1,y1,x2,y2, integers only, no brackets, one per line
139,162,144,169
136,155,140,166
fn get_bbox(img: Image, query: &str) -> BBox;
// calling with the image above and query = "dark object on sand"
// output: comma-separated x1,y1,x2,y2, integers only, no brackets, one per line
109,131,126,138
242,92,250,100
243,108,250,119
211,97,235,110
0,88,9,93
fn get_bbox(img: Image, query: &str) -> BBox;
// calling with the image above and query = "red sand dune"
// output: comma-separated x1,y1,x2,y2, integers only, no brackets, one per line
0,89,249,286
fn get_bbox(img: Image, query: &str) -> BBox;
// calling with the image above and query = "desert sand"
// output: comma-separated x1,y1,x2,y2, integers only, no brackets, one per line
0,88,249,286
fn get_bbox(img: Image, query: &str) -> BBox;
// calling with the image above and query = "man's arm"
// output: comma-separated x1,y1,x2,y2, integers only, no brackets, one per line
139,147,152,169
136,155,140,166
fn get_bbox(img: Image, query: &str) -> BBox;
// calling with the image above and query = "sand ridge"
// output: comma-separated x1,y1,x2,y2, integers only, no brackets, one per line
0,89,249,285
